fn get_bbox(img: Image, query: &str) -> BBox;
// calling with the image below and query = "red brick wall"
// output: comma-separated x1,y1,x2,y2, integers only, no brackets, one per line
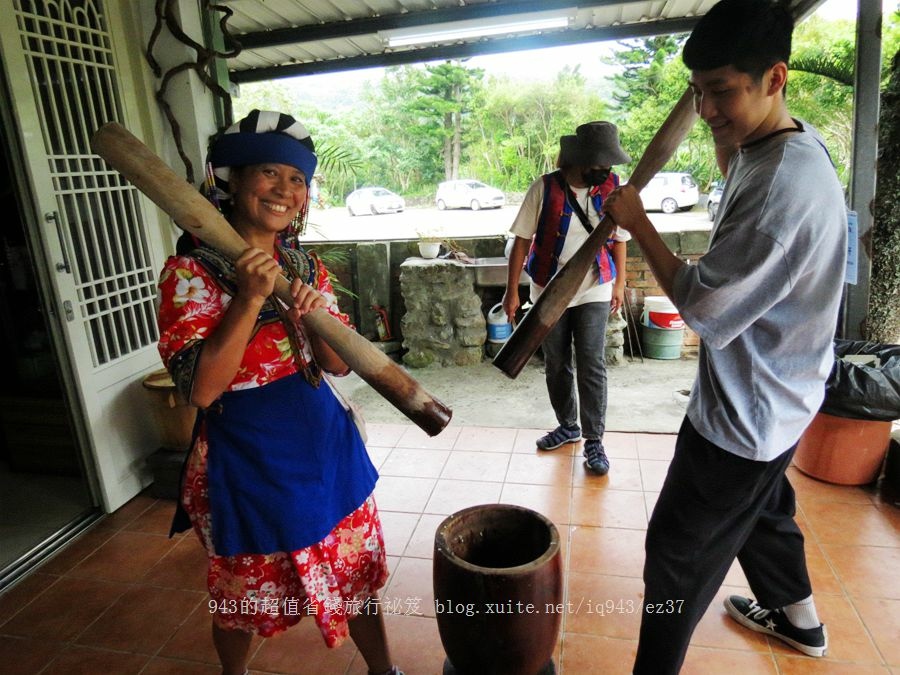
624,231,710,356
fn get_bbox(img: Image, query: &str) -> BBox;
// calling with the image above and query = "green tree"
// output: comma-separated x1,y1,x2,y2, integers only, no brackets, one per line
788,13,900,186
605,35,721,188
355,66,445,195
609,35,685,112
788,17,860,185
231,82,298,120
416,61,484,180
298,107,363,206
464,66,608,189
331,62,485,198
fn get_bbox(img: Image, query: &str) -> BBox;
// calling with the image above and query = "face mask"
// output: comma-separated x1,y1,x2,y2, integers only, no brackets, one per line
582,168,611,186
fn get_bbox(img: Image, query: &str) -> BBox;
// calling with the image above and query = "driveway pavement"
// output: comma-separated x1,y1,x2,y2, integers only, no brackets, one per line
333,354,698,434
319,202,707,434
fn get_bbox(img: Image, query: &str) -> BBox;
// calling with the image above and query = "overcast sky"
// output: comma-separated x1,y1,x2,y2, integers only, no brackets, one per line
817,0,896,20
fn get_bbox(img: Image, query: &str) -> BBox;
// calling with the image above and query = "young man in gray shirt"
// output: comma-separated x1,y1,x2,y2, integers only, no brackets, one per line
603,0,847,672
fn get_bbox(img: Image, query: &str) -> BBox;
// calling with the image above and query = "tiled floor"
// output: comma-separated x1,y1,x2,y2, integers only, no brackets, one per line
1,422,898,674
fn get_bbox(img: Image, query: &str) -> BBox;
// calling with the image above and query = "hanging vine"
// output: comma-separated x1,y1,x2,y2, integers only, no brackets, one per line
145,0,240,184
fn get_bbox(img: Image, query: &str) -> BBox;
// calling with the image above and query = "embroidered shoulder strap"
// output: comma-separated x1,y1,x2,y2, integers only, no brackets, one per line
188,244,319,306
188,245,238,296
188,245,315,287
273,245,323,388
188,244,322,387
279,245,316,286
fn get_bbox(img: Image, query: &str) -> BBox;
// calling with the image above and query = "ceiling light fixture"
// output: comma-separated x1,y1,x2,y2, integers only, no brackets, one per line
382,11,571,48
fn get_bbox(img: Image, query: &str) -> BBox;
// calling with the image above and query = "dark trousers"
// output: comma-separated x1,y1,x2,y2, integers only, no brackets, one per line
541,300,610,439
633,417,812,675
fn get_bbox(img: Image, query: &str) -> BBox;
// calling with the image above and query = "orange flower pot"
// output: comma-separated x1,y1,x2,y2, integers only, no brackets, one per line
793,411,891,485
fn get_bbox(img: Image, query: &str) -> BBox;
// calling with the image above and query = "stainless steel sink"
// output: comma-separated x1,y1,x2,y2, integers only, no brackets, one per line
467,257,528,287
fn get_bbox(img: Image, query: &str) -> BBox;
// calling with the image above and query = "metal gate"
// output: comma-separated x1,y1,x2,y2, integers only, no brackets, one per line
0,0,167,509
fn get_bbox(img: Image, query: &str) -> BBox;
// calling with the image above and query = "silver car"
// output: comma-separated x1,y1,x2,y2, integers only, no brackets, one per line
435,179,505,211
707,182,724,221
346,187,405,216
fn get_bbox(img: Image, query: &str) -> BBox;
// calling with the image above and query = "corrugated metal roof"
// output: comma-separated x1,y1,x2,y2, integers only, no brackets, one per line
217,0,828,83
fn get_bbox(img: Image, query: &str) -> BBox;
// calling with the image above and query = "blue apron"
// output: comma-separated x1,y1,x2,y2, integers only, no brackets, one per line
203,372,377,557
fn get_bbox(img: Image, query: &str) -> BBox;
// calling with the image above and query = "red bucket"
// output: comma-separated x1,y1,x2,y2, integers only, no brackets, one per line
642,296,684,330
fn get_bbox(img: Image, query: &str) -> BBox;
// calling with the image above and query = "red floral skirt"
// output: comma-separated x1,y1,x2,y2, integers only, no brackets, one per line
183,431,388,646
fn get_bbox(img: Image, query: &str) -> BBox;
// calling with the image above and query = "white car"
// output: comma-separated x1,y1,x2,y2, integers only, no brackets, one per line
346,187,405,216
639,172,699,214
435,180,505,211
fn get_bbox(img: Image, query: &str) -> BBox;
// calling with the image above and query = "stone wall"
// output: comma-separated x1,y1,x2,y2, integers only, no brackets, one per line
399,258,486,367
605,310,628,365
311,230,711,363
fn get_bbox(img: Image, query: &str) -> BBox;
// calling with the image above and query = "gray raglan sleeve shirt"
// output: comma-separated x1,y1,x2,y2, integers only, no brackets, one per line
671,126,847,460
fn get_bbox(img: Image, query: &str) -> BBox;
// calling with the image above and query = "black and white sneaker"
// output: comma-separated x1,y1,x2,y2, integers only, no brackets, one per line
724,595,827,657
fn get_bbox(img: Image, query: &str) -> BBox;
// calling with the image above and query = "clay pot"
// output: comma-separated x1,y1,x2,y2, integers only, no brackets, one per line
433,504,562,675
142,368,197,450
794,411,891,485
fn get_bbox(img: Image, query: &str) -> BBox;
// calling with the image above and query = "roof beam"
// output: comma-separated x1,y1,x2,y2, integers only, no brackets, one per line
231,16,698,83
235,0,648,50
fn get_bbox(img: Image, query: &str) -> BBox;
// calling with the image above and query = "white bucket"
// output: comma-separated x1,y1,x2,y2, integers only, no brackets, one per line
487,303,513,343
641,296,684,330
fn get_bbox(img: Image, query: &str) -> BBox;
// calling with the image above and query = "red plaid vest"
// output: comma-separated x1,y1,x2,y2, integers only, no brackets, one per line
524,170,619,287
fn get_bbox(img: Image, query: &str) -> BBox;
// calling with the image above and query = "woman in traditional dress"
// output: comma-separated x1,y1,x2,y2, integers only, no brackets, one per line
157,110,402,675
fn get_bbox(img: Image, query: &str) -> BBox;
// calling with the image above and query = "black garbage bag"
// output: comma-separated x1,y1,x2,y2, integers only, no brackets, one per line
820,339,900,421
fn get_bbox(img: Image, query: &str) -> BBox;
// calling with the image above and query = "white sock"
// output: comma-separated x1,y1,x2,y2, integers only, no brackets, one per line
783,595,820,629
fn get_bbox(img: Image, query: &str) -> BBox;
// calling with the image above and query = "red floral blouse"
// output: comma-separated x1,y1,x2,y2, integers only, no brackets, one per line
157,247,350,394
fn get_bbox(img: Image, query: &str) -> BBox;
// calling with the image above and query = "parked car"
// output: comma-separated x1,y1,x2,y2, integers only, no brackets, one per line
435,179,505,211
346,187,405,216
707,182,724,221
638,172,699,214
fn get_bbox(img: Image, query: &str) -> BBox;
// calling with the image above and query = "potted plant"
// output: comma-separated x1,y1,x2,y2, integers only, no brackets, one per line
417,230,442,259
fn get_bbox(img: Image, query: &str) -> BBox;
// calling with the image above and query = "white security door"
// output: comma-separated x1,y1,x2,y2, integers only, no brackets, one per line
0,0,167,509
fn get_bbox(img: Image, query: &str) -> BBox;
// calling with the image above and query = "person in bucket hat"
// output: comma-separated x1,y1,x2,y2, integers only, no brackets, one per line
157,109,403,675
503,121,632,476
562,121,632,167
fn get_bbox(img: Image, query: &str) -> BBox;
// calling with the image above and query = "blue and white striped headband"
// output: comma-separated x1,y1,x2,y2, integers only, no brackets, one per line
209,110,318,192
